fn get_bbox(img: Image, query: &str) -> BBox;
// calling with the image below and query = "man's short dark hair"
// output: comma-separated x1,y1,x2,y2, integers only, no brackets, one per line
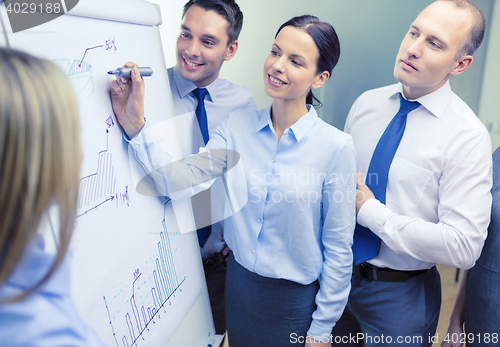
183,0,243,46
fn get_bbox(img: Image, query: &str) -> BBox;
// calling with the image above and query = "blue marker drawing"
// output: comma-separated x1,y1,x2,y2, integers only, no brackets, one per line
104,199,185,347
52,59,94,101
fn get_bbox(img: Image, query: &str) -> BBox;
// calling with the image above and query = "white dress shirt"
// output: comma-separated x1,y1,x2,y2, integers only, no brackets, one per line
346,82,492,270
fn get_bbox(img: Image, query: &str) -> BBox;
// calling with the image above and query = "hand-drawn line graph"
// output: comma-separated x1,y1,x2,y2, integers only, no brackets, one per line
79,40,116,67
104,199,185,347
77,115,129,217
52,59,94,101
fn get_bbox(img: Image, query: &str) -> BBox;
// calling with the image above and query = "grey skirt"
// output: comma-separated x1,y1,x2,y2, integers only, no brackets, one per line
225,253,319,347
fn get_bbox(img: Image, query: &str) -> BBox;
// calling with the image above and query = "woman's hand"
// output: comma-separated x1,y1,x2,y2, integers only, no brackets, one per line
441,320,464,347
441,269,468,347
305,336,331,347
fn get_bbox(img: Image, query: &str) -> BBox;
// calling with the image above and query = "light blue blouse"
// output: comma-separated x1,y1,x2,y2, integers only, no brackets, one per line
0,235,106,347
131,105,357,338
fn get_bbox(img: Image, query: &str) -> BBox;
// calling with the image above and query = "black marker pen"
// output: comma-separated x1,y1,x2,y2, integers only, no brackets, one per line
108,67,153,78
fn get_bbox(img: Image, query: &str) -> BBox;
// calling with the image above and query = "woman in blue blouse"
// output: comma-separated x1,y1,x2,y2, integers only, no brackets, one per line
112,15,356,347
0,48,106,346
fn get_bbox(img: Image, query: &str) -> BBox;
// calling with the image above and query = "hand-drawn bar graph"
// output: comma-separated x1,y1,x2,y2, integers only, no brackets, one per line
104,201,185,347
69,60,92,75
77,129,116,217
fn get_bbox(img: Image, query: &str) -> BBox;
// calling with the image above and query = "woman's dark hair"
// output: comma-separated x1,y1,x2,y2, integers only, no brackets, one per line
276,15,340,107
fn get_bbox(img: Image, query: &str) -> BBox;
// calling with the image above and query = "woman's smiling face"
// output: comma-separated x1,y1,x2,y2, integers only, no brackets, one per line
263,26,326,102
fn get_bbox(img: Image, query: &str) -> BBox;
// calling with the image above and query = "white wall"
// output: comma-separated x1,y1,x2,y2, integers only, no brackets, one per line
151,0,497,142
219,0,493,130
148,0,184,67
478,1,500,150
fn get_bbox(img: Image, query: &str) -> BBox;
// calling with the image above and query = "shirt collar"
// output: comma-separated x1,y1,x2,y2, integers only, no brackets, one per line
256,104,319,142
173,64,221,103
256,105,273,132
389,81,452,118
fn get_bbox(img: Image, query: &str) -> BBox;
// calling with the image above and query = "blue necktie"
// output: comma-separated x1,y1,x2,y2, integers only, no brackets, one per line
192,88,210,146
192,88,211,247
352,93,420,265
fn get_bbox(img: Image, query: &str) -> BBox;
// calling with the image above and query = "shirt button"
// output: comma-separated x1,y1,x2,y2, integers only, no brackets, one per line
252,249,256,253
263,187,267,191
257,218,261,223
272,159,276,163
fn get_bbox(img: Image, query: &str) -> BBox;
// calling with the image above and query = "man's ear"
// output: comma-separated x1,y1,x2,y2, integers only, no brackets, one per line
311,71,330,90
224,40,238,61
451,55,473,76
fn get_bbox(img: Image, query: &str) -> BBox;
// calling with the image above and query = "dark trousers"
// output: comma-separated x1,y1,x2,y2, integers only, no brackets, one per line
203,250,228,335
332,266,441,347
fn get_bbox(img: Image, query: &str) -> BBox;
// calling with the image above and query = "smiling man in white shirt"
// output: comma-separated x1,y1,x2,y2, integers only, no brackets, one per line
332,1,492,346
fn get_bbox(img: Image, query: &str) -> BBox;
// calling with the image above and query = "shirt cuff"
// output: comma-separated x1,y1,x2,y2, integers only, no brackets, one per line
123,126,144,142
357,198,392,235
123,128,147,153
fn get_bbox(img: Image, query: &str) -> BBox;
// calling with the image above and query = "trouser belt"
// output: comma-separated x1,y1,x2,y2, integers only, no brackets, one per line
354,262,431,282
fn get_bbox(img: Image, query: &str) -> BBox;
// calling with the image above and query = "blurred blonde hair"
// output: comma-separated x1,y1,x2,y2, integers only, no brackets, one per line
0,48,81,302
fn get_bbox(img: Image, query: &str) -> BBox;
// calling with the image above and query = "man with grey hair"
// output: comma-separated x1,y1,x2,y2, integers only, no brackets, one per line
332,1,492,346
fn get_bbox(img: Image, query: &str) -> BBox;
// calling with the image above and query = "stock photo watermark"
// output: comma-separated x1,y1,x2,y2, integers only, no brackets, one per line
4,0,78,33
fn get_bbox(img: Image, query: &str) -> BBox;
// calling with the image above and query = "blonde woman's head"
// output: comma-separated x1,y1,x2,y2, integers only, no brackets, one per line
0,48,81,300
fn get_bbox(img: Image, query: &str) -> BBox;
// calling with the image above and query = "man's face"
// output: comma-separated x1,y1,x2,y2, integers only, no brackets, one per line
176,5,237,87
394,1,472,99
